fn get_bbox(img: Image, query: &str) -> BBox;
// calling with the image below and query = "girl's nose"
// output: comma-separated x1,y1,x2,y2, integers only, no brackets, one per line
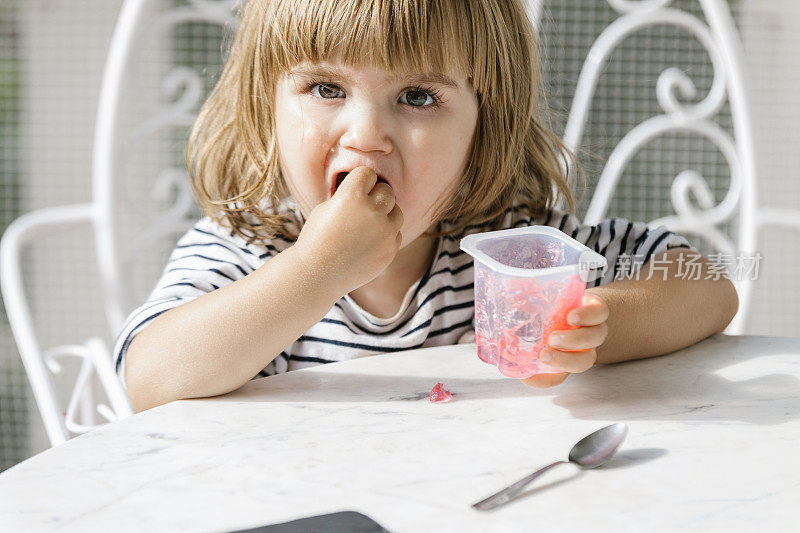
338,103,393,154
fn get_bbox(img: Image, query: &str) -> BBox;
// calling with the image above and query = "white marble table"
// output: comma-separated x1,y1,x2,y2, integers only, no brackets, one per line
1,334,799,532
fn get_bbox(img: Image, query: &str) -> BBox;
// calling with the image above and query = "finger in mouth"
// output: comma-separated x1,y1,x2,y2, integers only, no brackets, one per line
334,172,389,192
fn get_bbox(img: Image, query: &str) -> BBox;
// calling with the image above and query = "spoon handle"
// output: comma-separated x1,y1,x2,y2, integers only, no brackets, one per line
472,460,567,511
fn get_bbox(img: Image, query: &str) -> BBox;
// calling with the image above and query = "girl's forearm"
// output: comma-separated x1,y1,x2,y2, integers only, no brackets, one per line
586,248,739,365
124,246,342,412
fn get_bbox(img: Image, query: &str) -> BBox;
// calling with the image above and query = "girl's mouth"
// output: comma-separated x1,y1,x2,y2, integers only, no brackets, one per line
333,171,390,195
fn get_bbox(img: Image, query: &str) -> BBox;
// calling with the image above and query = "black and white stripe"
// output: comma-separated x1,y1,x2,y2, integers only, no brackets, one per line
112,199,694,386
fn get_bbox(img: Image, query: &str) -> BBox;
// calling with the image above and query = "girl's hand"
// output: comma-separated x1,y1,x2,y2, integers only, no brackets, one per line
520,292,610,389
293,166,404,296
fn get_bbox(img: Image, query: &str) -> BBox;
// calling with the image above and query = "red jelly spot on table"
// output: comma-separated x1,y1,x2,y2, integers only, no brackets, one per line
429,382,452,403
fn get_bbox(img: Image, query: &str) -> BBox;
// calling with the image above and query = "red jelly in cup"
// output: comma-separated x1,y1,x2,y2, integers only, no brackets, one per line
460,226,607,379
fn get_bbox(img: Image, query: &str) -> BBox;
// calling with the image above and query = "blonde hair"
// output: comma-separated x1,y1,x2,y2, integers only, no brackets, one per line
187,0,584,244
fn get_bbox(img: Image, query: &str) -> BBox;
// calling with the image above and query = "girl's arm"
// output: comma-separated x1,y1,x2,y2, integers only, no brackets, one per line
587,248,738,364
521,248,738,388
124,167,403,412
124,246,342,412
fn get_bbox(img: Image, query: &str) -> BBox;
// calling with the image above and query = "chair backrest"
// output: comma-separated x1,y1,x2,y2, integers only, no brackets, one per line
4,0,788,447
93,0,238,335
530,0,762,334
0,0,236,447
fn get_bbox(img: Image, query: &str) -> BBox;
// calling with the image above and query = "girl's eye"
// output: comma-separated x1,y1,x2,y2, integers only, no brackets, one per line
305,80,442,110
312,83,342,99
399,89,438,108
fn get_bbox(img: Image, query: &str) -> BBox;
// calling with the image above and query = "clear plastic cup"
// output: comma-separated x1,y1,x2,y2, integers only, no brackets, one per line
460,225,607,379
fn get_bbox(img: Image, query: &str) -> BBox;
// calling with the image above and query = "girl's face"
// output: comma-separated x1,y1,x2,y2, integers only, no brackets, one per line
274,60,479,248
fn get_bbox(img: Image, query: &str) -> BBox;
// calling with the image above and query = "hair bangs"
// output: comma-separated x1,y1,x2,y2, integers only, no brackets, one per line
267,0,470,78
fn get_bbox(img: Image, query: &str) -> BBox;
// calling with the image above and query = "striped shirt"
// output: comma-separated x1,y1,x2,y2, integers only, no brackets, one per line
112,199,694,386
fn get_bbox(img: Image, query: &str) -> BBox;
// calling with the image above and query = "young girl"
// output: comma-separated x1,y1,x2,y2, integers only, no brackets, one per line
114,0,738,412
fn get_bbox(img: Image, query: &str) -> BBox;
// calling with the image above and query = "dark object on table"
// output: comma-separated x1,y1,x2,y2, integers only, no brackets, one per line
226,511,391,532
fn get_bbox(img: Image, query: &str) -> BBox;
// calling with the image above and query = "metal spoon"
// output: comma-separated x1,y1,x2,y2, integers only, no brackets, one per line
472,422,629,511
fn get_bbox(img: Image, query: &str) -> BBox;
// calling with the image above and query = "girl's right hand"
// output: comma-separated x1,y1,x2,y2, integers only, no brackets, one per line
293,166,404,296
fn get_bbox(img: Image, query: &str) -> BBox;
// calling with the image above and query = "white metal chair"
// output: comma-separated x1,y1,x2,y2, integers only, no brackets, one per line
3,0,798,448
531,0,800,334
0,0,236,447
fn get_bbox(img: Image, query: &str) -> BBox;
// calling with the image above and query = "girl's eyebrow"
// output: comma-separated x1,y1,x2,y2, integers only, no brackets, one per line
288,65,459,89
